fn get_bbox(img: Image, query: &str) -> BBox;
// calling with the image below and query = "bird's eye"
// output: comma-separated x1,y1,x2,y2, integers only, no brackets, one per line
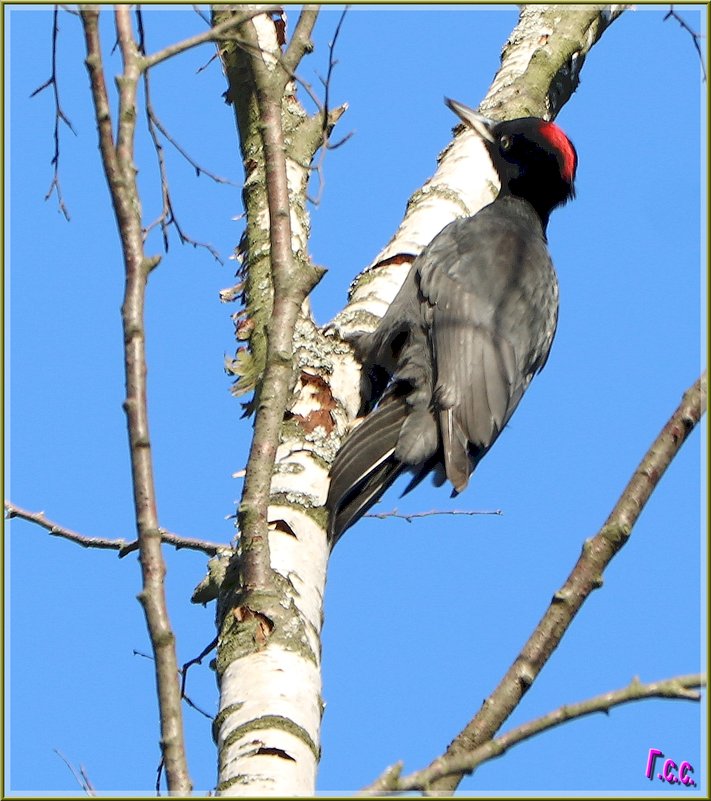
500,134,513,151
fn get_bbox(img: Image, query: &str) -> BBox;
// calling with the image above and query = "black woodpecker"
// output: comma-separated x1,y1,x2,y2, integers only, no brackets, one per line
327,97,578,546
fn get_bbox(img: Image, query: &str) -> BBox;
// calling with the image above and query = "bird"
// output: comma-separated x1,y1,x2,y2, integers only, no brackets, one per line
326,97,578,546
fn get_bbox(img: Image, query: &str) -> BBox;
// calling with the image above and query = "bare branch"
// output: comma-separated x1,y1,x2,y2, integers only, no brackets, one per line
235,11,323,590
5,499,227,557
31,6,77,220
80,7,191,792
217,11,322,108
282,5,319,77
363,674,706,794
364,508,503,522
6,500,128,551
220,9,348,135
140,6,282,71
419,372,706,793
118,531,227,559
664,5,707,82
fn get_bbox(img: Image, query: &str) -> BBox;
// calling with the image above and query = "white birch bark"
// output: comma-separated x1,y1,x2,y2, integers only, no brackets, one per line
215,513,326,796
215,11,327,797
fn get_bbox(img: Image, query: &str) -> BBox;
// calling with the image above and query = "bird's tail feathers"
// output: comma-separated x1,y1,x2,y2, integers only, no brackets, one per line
327,396,408,546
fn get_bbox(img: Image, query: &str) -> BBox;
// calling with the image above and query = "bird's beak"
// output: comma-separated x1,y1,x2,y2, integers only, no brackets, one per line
445,97,496,143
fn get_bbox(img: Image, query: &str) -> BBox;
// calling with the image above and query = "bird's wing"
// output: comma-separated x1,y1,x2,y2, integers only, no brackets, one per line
416,208,558,491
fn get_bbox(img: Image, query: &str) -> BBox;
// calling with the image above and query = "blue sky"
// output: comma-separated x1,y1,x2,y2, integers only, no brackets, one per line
5,4,708,795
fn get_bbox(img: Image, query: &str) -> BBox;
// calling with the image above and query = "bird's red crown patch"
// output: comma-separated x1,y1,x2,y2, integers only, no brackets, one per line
539,121,576,183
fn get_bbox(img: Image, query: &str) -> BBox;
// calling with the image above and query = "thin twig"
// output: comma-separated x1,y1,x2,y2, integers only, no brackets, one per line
136,9,225,263
664,5,707,82
136,9,236,186
365,508,503,522
212,6,354,211
195,50,220,74
218,9,344,129
79,766,96,796
134,648,215,720
53,749,96,796
4,500,226,557
192,5,210,26
320,6,348,133
137,7,178,252
150,111,237,186
156,756,164,796
147,190,224,263
30,6,77,220
307,7,351,205
220,26,324,111
179,637,219,720
362,674,706,793
6,501,132,552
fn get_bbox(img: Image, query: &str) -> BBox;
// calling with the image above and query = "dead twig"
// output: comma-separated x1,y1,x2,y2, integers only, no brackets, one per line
4,500,227,558
364,508,503,522
53,749,96,797
30,6,77,220
664,5,707,81
136,9,225,263
307,7,353,204
179,637,219,719
134,647,215,720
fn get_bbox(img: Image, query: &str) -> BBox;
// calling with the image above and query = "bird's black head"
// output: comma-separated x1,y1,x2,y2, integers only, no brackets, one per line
446,98,577,229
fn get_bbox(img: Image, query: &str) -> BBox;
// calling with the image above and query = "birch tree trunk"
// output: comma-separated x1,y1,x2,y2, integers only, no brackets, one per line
211,5,626,795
